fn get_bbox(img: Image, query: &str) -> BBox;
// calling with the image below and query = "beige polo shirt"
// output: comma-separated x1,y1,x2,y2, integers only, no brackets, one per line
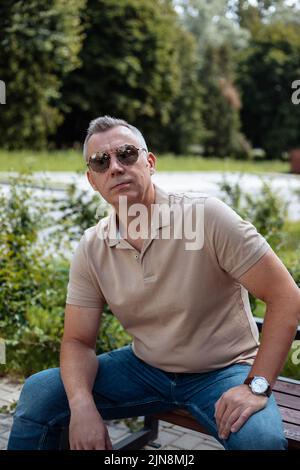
66,184,270,373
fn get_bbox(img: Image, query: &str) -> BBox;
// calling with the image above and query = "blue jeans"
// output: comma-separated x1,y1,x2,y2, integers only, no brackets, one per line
7,344,287,450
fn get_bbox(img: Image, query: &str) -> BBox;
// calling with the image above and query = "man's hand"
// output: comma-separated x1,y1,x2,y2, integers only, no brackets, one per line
214,384,268,441
69,401,113,450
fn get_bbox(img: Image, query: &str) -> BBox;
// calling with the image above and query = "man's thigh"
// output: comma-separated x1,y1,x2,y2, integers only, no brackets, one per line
181,364,287,450
15,344,176,426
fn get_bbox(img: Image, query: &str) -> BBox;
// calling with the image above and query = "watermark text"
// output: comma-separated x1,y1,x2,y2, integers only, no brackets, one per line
96,198,205,251
0,338,6,364
0,80,6,104
291,80,300,105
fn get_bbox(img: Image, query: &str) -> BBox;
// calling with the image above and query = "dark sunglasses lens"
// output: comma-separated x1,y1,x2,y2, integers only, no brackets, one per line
89,154,110,172
117,145,139,165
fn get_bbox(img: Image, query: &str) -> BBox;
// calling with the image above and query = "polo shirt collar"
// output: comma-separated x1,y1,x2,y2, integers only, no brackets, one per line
105,184,171,247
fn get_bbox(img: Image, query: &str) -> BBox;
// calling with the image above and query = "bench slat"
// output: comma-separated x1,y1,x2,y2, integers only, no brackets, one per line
152,410,209,434
273,391,300,411
284,423,300,449
273,380,300,396
279,406,300,426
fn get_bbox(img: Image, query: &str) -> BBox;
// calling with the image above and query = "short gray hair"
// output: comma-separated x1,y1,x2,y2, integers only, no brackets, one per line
83,115,148,161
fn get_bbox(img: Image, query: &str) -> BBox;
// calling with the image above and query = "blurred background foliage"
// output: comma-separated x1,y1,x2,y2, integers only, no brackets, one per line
0,0,300,157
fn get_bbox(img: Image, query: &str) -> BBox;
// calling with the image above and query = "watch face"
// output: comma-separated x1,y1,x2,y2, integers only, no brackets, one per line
251,377,268,394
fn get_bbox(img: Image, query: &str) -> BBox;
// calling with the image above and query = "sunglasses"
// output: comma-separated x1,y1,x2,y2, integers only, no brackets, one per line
87,144,147,173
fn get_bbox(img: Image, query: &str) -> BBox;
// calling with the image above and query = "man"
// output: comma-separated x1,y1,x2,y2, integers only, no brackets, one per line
8,116,300,450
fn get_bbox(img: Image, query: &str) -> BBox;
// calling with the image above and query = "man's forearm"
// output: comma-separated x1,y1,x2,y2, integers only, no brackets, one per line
60,340,99,409
248,298,300,387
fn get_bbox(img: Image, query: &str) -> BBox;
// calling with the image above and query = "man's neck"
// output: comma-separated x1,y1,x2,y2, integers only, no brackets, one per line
115,183,156,242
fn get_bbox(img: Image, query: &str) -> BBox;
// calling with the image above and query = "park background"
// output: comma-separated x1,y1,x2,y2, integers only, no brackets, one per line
1,0,300,391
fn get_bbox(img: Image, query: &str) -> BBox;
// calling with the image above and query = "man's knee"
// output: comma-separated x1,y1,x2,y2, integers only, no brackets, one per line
258,431,288,450
15,368,67,421
226,426,287,450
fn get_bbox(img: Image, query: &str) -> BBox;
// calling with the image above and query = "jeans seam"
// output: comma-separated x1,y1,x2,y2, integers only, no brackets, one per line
185,402,220,438
48,411,70,427
37,425,49,450
94,397,166,409
96,400,176,410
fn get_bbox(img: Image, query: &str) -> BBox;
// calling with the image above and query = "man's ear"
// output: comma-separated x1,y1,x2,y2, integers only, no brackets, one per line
147,152,157,174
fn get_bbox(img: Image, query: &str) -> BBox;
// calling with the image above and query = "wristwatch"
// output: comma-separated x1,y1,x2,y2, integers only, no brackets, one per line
244,376,272,397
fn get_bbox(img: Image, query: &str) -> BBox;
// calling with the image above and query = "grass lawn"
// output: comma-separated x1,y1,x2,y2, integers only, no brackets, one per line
0,149,290,173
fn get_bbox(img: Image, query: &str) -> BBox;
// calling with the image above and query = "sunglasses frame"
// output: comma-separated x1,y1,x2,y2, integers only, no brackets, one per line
87,144,147,173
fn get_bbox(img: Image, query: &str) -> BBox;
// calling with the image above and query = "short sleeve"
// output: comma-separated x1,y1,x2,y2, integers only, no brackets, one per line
66,235,105,308
204,197,270,279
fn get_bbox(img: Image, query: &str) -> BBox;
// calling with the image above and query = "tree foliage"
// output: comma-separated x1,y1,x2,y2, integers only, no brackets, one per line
155,27,205,153
176,0,250,157
1,0,300,157
0,0,85,149
56,0,188,151
238,21,300,158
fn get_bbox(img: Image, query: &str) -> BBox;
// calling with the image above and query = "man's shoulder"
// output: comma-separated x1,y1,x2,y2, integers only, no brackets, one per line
81,215,111,245
166,190,228,214
167,190,210,205
156,187,236,224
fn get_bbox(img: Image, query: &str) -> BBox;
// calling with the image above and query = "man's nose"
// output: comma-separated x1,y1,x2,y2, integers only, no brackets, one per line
109,156,125,175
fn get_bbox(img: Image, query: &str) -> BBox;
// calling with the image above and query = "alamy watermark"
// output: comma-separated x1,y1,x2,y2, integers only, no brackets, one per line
96,197,205,250
291,340,300,365
0,338,6,364
0,80,6,104
291,80,300,105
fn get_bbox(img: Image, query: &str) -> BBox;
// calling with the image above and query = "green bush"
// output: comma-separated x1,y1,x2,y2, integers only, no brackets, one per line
288,256,300,288
52,181,109,241
0,175,130,378
0,175,67,376
219,178,288,251
220,178,288,312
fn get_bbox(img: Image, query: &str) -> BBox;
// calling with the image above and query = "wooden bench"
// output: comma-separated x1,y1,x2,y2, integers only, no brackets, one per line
113,318,300,451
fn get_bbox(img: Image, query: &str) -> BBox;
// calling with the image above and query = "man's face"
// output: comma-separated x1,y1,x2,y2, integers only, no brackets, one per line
86,126,156,208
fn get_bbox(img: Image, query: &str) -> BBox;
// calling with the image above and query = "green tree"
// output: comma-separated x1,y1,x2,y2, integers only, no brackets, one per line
238,21,300,158
158,27,205,154
0,0,85,149
56,0,184,151
200,44,249,158
175,0,251,157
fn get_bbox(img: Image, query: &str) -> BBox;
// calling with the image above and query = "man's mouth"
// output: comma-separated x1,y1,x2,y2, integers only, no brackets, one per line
112,181,131,190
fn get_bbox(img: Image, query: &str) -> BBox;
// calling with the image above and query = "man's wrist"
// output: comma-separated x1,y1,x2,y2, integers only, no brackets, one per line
244,375,272,397
68,391,95,410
